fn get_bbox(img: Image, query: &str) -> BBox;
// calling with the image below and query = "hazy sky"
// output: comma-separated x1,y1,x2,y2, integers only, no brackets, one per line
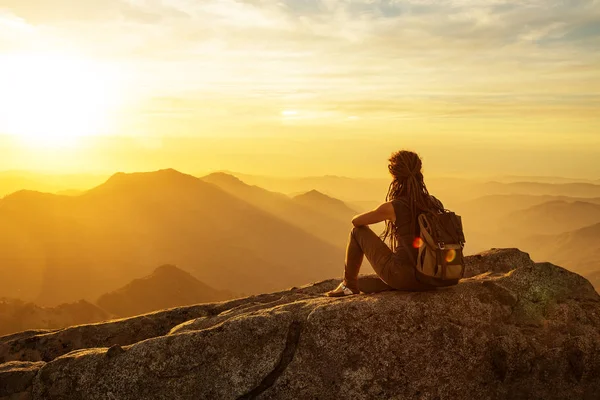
0,0,598,178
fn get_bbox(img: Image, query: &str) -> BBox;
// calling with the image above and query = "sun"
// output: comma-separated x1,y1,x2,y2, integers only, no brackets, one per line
0,52,122,148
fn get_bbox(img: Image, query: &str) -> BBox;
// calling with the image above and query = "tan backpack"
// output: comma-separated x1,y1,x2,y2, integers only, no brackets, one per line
411,209,466,287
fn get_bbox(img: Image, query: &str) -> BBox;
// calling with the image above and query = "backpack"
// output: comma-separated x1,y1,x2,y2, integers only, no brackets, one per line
407,206,467,287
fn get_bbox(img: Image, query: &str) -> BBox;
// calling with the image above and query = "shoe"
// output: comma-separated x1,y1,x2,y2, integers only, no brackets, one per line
326,282,360,297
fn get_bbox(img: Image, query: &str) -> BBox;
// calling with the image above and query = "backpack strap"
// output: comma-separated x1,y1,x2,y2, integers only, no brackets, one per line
400,232,417,265
394,197,418,266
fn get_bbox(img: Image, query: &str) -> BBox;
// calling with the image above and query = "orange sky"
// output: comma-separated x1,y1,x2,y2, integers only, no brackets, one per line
0,0,599,178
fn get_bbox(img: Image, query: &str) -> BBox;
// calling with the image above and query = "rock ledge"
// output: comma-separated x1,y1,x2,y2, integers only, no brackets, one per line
0,248,599,400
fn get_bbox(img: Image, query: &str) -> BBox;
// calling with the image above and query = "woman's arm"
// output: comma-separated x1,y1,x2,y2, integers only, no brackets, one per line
351,202,395,227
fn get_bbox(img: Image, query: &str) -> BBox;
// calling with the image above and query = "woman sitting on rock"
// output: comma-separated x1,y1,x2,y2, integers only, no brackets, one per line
326,150,444,297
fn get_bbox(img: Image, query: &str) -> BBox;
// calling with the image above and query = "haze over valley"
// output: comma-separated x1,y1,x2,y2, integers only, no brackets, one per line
1,167,600,336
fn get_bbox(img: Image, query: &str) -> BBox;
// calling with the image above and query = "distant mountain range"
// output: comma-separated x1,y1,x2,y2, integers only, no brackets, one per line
489,175,599,184
476,181,600,198
500,200,600,236
524,222,600,289
97,264,235,318
0,264,238,336
3,169,600,205
212,171,390,202
0,298,111,337
200,172,356,248
213,171,600,208
454,194,600,254
292,189,358,222
0,169,345,306
456,194,600,221
1,168,599,306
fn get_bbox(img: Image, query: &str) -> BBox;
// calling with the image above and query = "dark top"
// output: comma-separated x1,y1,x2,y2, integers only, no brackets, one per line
391,195,444,265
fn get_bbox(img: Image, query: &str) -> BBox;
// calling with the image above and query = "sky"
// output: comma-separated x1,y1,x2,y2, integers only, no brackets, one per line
0,0,599,178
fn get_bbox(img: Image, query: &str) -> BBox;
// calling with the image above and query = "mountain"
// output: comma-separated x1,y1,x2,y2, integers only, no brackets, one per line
452,194,600,254
2,249,599,399
0,298,112,337
476,181,600,198
0,169,343,306
292,189,357,221
500,200,600,236
211,172,600,205
200,172,355,249
211,171,390,202
209,171,471,205
489,175,597,184
456,194,600,221
523,222,600,288
96,264,235,317
435,181,600,210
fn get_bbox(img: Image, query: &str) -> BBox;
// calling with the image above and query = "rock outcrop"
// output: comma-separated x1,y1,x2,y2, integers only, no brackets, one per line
0,361,44,400
1,248,599,400
463,247,535,277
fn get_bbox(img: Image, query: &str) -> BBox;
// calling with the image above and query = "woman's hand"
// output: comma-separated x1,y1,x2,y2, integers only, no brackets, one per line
351,202,395,226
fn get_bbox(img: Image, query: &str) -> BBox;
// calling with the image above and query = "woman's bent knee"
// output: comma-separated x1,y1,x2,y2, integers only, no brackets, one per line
351,225,373,236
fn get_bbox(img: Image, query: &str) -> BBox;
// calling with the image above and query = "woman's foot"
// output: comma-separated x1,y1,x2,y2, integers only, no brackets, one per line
325,282,360,297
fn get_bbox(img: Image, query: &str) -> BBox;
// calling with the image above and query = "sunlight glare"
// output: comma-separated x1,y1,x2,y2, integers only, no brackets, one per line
412,237,424,248
0,52,122,148
445,249,457,263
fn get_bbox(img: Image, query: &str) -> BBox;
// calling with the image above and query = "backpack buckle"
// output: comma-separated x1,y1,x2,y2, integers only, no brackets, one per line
438,242,445,250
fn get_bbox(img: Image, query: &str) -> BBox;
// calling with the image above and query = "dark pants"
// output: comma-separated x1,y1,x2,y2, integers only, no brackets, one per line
344,225,435,293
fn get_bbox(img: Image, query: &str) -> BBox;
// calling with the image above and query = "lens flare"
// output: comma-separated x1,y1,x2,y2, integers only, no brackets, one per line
412,237,423,249
445,249,457,263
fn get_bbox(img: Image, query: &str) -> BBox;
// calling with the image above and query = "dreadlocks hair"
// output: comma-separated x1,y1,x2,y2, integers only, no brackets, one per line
380,150,443,251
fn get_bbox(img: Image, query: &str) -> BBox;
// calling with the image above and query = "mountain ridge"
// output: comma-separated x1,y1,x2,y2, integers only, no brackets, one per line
501,199,600,236
200,171,357,250
0,168,344,305
523,221,600,288
0,298,112,337
96,264,235,317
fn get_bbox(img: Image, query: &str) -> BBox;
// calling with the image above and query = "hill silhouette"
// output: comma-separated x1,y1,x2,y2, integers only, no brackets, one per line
4,169,600,306
524,222,600,289
0,169,343,306
453,194,600,254
292,189,357,222
96,264,235,318
456,194,600,223
200,172,356,249
476,181,600,198
214,171,390,202
501,200,600,236
489,175,598,184
218,172,600,200
0,298,111,337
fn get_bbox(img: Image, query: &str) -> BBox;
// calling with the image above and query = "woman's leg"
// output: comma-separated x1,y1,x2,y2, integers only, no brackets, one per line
357,274,394,294
343,225,396,292
343,225,435,292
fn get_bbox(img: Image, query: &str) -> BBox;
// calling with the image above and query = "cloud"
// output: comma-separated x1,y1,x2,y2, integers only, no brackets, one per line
0,10,36,49
0,0,598,128
0,0,186,24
